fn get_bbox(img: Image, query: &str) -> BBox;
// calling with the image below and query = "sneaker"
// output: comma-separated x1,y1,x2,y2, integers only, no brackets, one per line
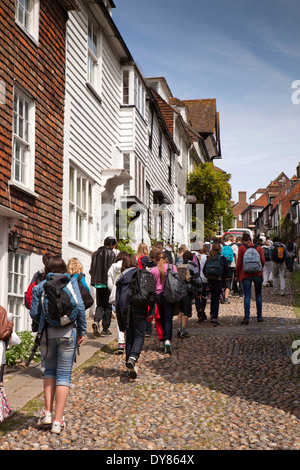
92,322,101,337
177,327,182,337
257,317,264,323
164,340,172,354
180,329,190,338
101,328,112,336
126,357,138,379
117,343,125,354
241,318,249,325
159,340,165,351
211,319,220,327
224,299,230,304
37,410,52,426
51,418,66,434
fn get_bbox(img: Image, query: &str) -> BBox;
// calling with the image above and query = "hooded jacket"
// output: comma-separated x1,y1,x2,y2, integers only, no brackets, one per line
115,267,138,332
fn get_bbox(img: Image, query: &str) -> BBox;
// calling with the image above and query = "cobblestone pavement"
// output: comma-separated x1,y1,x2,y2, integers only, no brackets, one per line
1,277,300,451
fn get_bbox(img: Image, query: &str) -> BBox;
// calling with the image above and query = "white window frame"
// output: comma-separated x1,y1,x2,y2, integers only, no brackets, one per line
15,0,40,43
134,73,145,118
69,165,93,248
122,70,130,105
8,251,28,332
87,20,101,93
11,87,35,192
123,153,130,194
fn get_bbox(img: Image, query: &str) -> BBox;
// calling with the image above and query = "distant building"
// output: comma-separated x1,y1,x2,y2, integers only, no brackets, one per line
232,192,249,228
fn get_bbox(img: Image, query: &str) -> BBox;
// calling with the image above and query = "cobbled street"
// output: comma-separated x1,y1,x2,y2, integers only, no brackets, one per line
1,277,300,451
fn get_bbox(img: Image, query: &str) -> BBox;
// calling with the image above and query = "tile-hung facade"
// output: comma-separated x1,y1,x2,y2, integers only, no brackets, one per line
0,0,74,330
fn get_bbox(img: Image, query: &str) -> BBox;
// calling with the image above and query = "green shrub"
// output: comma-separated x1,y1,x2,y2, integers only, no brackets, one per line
5,331,41,367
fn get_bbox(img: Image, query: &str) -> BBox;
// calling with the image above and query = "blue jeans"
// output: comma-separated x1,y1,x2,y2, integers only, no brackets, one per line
41,328,77,387
156,293,175,341
126,308,147,362
241,276,263,320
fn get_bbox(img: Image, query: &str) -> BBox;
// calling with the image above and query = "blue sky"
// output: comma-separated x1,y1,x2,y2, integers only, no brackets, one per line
113,0,300,203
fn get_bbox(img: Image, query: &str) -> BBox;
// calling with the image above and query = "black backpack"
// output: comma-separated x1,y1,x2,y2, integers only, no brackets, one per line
287,241,294,252
43,274,79,327
77,273,94,310
205,254,223,279
262,246,270,261
129,268,157,309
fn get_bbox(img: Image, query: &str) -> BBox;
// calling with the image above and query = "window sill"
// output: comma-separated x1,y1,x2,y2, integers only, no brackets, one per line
9,180,39,199
86,82,102,104
68,239,94,254
15,20,39,47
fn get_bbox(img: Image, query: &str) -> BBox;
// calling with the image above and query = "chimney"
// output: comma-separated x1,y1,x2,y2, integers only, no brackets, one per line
297,162,300,179
239,191,247,203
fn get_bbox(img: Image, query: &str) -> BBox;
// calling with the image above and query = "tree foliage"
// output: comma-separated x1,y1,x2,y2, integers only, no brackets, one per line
187,162,233,238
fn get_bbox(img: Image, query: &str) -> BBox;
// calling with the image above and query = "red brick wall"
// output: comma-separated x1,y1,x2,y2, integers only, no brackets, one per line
0,0,67,254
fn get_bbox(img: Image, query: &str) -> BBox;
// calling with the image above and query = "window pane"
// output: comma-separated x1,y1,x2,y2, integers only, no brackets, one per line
76,176,81,207
69,166,75,201
82,179,86,211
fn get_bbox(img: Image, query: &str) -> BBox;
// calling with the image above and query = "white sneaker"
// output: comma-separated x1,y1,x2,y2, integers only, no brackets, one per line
51,418,66,434
37,410,52,426
164,340,172,354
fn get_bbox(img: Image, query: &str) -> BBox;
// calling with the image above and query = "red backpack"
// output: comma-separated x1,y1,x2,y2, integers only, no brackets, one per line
24,270,44,310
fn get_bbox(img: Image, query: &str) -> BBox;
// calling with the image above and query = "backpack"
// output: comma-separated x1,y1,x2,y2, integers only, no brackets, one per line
177,263,192,283
287,241,294,252
24,270,44,310
77,273,94,310
205,254,223,279
262,246,270,262
129,268,157,309
272,244,285,263
164,264,188,303
243,245,262,273
221,245,234,264
42,274,79,327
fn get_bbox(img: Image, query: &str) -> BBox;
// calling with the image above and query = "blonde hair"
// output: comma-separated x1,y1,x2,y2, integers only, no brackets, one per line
178,244,187,256
67,257,83,275
154,251,167,283
136,242,149,258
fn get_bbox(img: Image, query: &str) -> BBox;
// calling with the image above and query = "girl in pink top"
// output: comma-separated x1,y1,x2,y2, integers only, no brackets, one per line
151,252,177,354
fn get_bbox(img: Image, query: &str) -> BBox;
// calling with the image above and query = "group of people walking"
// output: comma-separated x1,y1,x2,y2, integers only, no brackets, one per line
5,232,295,434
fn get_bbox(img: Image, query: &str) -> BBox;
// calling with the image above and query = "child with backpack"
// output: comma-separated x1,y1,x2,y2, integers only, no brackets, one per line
269,237,288,296
236,233,265,324
151,251,179,354
262,241,273,286
176,250,202,338
67,258,94,310
203,242,229,326
115,254,155,379
107,251,129,354
221,234,238,304
30,256,86,434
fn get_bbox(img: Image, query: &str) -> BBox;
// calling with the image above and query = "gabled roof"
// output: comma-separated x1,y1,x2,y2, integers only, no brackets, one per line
181,99,218,135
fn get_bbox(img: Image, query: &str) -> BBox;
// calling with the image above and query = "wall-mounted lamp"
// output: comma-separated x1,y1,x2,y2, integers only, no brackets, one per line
8,231,21,252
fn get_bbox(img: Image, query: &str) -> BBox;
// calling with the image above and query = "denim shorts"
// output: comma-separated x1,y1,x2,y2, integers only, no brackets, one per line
41,327,77,387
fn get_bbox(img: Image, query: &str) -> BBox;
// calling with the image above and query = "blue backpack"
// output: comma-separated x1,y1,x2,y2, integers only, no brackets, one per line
221,245,234,264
